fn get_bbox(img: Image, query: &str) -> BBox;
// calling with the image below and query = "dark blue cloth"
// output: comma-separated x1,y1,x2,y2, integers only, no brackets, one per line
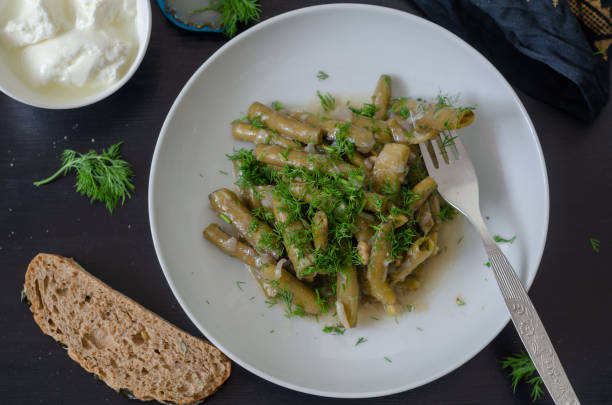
410,0,610,121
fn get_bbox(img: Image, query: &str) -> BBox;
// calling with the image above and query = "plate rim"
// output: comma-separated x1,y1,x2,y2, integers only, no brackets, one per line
148,3,550,398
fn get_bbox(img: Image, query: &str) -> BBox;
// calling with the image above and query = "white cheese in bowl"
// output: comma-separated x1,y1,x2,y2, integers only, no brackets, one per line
0,0,137,94
3,0,67,47
74,0,136,30
22,30,131,88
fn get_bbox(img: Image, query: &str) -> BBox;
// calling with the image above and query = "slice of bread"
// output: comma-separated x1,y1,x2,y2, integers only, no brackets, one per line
24,253,231,405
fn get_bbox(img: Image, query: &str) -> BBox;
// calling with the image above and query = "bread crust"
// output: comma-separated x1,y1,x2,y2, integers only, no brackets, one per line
24,253,231,405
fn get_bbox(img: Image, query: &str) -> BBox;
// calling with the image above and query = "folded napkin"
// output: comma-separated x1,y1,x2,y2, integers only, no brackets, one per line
410,0,611,121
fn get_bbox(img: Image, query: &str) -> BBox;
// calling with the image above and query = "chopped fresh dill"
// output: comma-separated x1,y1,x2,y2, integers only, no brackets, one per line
278,288,305,318
383,76,390,88
494,235,517,244
390,97,408,112
279,147,291,161
434,93,459,112
315,288,328,313
456,297,466,306
388,222,418,260
317,91,336,112
252,207,275,224
249,296,255,300
265,299,277,308
458,236,463,244
400,186,420,207
501,352,544,403
220,214,232,224
440,133,458,149
227,148,275,188
438,204,457,222
218,170,229,175
316,70,329,80
271,101,285,111
324,122,355,160
384,356,392,363
379,180,397,196
406,304,414,312
248,220,259,231
397,106,411,120
349,103,377,118
371,316,379,320
247,115,265,129
322,325,345,335
235,281,246,291
484,261,491,268
355,337,367,346
589,237,600,253
257,228,284,256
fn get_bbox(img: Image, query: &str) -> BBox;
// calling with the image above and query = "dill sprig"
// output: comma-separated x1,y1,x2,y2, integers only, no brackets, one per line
349,103,377,118
440,132,458,149
494,235,516,244
388,223,419,260
33,142,134,213
317,91,336,112
190,0,261,38
227,148,275,187
437,204,457,222
355,337,367,346
278,288,305,318
323,122,355,160
501,352,544,402
589,237,600,253
317,70,329,80
434,93,458,112
322,325,345,335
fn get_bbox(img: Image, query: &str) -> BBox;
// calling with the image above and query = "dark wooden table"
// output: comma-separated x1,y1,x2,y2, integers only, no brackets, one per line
2,2,611,404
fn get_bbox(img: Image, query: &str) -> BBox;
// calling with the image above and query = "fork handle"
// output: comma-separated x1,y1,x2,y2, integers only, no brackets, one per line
484,242,580,405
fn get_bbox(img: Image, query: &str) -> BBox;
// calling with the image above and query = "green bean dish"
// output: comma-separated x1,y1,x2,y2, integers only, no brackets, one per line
203,75,476,329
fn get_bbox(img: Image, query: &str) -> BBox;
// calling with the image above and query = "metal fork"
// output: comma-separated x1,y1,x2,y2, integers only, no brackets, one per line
419,134,580,405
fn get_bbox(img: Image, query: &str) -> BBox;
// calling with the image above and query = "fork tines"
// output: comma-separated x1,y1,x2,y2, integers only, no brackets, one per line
420,131,467,171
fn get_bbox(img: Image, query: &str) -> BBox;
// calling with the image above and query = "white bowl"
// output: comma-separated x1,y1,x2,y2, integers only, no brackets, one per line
0,0,151,109
149,4,549,398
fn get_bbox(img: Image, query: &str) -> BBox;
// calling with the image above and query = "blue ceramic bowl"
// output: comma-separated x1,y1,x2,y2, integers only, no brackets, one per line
157,0,224,33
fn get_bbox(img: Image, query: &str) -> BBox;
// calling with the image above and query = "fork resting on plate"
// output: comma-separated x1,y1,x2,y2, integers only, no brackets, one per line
419,134,580,405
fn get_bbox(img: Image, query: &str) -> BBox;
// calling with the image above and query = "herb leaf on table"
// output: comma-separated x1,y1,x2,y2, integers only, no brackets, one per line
501,352,544,402
33,142,134,213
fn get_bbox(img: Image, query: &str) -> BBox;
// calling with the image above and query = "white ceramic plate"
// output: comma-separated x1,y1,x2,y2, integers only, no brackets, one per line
149,4,548,398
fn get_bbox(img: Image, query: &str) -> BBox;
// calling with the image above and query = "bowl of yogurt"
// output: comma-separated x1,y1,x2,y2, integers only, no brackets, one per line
0,0,151,109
